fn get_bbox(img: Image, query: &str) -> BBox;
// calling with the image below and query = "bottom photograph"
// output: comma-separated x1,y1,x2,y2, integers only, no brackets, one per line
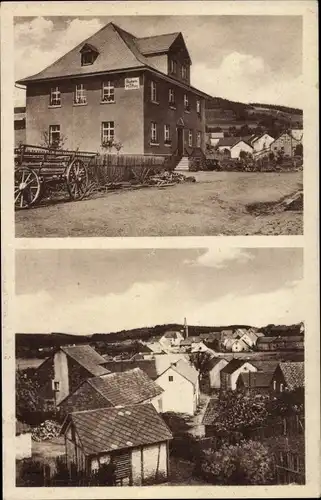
15,247,304,487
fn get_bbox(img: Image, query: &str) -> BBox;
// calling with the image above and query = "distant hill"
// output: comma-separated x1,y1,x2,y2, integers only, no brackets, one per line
205,97,303,136
15,322,303,358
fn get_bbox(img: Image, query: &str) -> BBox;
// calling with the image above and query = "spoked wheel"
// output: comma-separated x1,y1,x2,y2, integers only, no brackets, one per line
66,159,88,200
14,167,41,209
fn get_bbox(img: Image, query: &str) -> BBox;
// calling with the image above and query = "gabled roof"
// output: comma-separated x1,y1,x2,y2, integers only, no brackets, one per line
87,368,163,406
136,32,180,55
257,336,303,343
251,360,279,373
61,404,172,455
278,362,304,390
217,137,253,148
202,397,219,425
158,359,198,386
207,357,228,370
238,371,274,389
221,358,255,374
60,345,110,376
103,359,159,380
16,22,211,99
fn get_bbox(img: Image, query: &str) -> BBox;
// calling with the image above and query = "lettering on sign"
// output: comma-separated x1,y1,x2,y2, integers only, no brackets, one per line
125,77,140,90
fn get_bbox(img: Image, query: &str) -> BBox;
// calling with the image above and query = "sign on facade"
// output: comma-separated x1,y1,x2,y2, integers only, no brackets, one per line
125,77,140,90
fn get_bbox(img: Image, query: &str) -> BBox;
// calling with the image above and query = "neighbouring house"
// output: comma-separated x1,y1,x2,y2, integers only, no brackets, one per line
35,344,110,406
145,339,166,355
14,107,26,147
16,22,210,156
61,404,173,485
58,368,164,415
206,131,224,147
155,359,199,415
250,133,275,152
233,327,261,348
271,362,304,394
256,336,304,351
216,137,254,158
159,330,185,350
271,130,303,157
207,357,229,390
16,420,32,460
236,371,274,395
220,359,257,391
223,336,249,352
179,336,208,353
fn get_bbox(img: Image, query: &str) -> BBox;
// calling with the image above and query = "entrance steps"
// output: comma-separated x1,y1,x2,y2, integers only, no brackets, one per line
175,156,189,171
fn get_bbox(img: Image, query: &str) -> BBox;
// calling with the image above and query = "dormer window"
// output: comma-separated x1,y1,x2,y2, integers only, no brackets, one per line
170,60,177,74
80,43,99,66
182,65,188,80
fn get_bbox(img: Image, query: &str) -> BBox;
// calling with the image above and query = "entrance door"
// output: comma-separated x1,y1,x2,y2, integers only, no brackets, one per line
177,127,184,155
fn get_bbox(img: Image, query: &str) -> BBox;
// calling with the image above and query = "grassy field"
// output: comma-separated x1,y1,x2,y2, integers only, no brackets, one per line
15,171,303,237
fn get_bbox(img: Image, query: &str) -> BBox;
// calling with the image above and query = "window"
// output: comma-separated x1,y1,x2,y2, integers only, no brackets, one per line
54,381,60,392
182,65,188,79
273,380,277,391
151,81,157,102
188,129,193,147
170,60,177,74
164,124,171,144
184,94,190,111
50,86,61,106
49,125,60,147
196,99,201,114
280,383,284,393
74,84,87,105
101,81,115,102
101,121,115,144
169,88,175,106
168,375,174,382
151,122,158,143
196,131,201,147
81,51,95,66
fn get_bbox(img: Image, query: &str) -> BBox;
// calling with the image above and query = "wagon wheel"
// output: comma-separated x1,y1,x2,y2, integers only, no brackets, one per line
66,159,88,200
14,167,41,209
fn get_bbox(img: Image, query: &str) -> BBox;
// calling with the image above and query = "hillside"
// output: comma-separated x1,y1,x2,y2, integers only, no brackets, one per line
16,322,303,358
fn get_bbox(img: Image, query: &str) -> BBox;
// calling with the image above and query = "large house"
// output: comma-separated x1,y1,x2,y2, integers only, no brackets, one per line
271,362,304,394
58,368,164,415
17,22,210,156
61,404,172,486
271,130,303,156
35,344,110,406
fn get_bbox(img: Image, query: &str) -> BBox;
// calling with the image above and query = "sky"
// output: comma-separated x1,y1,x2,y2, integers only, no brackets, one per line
14,15,302,108
16,247,304,334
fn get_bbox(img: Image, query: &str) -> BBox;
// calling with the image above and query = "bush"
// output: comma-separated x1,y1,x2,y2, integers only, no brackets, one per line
17,458,49,486
200,440,274,485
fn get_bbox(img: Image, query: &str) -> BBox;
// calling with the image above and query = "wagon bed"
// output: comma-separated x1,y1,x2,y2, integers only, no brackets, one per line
14,144,98,209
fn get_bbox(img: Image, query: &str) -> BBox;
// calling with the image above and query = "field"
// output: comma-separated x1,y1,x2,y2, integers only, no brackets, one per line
15,171,303,237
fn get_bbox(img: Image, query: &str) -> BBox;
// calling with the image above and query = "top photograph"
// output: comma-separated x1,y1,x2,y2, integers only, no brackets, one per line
14,15,303,237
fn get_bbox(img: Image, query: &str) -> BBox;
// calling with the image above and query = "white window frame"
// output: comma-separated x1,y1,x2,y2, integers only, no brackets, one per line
151,122,158,143
170,60,177,74
74,83,87,105
81,51,95,66
164,124,171,143
188,129,193,147
182,65,188,79
101,81,115,103
184,94,189,111
151,81,157,102
196,131,201,147
50,86,61,107
196,99,201,114
169,88,175,106
101,121,115,144
49,125,60,146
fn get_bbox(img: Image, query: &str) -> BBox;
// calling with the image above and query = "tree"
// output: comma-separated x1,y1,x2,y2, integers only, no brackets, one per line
190,351,213,380
41,130,67,150
16,370,42,419
294,143,303,157
200,440,274,485
209,391,269,439
268,387,304,418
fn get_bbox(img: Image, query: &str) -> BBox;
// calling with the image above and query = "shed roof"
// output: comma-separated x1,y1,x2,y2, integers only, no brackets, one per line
61,404,172,455
279,362,304,390
221,358,254,374
60,345,110,376
202,397,219,425
87,368,163,406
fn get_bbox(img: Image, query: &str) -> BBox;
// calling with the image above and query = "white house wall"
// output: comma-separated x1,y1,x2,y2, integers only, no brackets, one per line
230,363,257,390
142,442,168,482
54,350,69,404
230,142,253,159
209,359,229,389
156,367,195,415
252,134,274,152
16,433,32,460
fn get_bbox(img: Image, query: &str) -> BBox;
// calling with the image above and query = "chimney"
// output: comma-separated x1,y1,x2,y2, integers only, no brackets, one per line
184,317,188,339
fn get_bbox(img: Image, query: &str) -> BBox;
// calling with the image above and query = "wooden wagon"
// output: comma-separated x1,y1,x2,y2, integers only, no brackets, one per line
14,144,98,209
